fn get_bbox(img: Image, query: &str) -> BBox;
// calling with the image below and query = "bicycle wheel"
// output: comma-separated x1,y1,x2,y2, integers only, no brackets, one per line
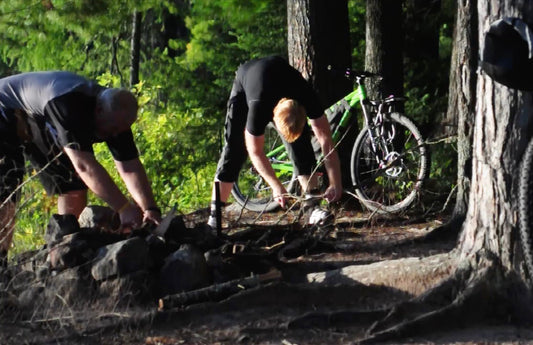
350,112,428,213
518,139,533,283
231,124,298,212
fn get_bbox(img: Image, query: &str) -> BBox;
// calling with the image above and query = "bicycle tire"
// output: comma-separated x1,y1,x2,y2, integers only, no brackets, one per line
518,139,533,283
350,112,428,213
231,124,298,212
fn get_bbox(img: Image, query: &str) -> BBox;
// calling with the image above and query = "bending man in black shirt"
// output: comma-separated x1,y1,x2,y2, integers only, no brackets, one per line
0,71,161,261
208,56,342,228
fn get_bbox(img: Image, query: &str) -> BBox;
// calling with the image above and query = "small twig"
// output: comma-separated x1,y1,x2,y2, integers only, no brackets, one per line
441,185,457,213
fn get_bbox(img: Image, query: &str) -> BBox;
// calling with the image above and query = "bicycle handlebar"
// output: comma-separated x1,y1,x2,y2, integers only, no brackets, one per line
327,65,382,81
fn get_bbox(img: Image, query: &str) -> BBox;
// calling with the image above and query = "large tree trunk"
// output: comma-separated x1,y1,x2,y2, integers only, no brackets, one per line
287,0,313,82
286,0,354,188
458,1,533,271
365,0,404,99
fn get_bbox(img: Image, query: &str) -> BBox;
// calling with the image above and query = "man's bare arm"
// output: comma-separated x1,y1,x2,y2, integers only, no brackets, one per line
244,130,288,206
114,158,161,223
63,147,144,228
309,115,342,202
63,147,129,210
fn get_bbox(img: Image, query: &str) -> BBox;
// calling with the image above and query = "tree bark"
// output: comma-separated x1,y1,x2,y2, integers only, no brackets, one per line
365,0,404,99
286,0,352,105
287,0,314,82
286,0,353,187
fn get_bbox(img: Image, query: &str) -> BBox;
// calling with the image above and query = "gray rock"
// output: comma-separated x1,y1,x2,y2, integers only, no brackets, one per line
48,232,94,271
159,244,210,297
98,270,153,307
78,205,119,231
0,290,19,314
91,237,149,281
9,270,36,292
14,247,48,273
45,214,80,246
45,267,96,306
18,284,45,310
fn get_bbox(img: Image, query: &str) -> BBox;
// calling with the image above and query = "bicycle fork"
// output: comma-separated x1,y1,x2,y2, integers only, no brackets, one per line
364,104,404,178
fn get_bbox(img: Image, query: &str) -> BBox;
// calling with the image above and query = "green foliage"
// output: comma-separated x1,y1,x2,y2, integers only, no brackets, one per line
11,178,54,256
348,0,367,70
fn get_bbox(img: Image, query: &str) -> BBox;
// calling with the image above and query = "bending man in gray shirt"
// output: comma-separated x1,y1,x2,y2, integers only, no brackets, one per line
0,71,161,264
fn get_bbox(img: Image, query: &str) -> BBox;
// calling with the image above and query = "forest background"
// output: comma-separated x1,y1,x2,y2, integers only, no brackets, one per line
0,0,456,255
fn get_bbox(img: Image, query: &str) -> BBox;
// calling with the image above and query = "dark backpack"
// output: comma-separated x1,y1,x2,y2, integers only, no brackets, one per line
481,17,533,91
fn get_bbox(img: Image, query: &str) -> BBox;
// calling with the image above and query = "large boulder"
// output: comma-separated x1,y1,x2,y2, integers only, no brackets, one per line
45,267,97,307
98,270,154,307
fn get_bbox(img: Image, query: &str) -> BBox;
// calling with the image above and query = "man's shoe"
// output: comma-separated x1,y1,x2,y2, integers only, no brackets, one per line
308,207,333,226
207,215,218,229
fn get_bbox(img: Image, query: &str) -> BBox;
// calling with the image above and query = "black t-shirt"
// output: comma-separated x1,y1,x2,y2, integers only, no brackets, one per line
0,71,138,161
233,56,323,136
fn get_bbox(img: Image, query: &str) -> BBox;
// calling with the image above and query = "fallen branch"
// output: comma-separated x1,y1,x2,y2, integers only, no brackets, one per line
158,269,282,310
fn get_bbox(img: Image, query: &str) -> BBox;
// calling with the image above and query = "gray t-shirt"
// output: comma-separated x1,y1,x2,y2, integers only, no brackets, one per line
0,71,100,114
0,71,138,161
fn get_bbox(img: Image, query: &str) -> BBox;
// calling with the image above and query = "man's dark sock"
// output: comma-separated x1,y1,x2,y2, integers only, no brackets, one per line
0,250,7,270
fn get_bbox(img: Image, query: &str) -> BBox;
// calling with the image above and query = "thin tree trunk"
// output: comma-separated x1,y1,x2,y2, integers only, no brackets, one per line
130,11,142,87
446,0,477,220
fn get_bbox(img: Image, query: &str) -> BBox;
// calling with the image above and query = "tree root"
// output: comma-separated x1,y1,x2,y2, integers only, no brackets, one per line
289,251,533,344
412,214,464,244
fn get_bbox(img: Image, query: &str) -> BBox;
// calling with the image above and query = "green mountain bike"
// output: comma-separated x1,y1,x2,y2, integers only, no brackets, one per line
231,69,429,214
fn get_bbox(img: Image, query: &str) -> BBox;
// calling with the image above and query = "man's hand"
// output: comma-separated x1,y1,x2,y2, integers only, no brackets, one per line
274,194,288,208
143,208,162,225
245,131,289,209
324,185,342,203
118,203,143,233
273,187,289,208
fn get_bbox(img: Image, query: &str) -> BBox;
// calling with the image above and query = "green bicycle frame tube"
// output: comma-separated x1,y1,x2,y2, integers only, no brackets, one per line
330,86,365,143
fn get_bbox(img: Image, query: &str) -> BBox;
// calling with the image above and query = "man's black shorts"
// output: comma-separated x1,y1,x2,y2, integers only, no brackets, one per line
0,109,86,203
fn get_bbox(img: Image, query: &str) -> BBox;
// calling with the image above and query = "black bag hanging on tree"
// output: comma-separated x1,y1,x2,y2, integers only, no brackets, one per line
481,17,533,91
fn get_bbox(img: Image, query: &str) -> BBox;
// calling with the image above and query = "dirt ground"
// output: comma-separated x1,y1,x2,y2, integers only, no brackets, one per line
2,201,533,345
